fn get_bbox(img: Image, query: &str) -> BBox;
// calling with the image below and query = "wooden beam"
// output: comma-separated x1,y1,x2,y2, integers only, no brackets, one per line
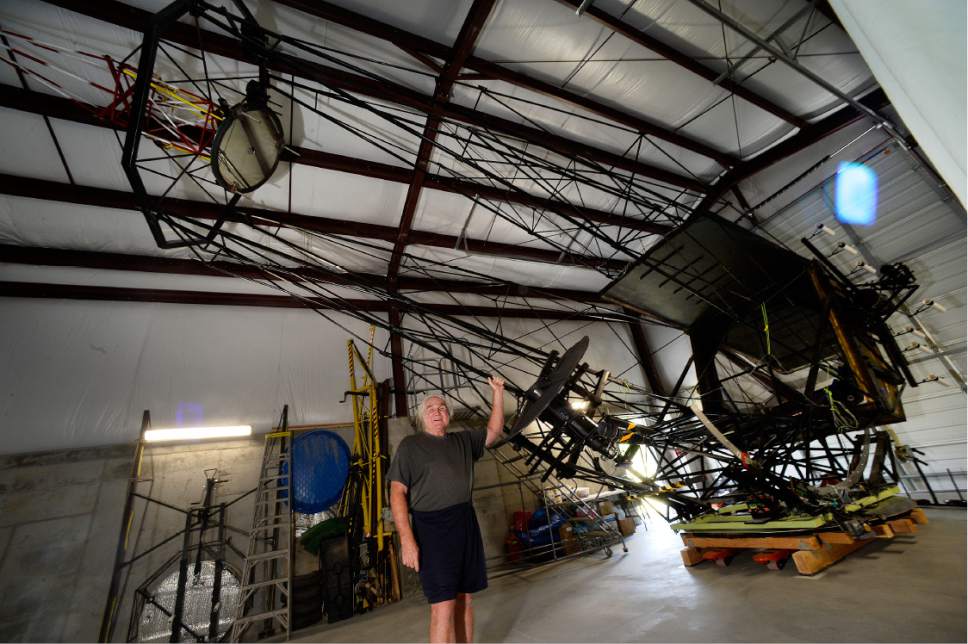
681,533,822,550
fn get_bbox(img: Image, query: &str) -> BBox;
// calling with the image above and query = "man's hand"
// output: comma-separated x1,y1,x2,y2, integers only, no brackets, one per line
485,375,506,447
401,537,420,572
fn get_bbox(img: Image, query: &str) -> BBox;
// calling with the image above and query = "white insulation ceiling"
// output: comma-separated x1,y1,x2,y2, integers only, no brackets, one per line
0,0,963,501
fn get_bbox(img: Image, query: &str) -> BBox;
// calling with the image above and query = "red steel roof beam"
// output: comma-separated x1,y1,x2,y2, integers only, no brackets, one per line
0,243,606,302
0,83,670,236
0,281,609,320
272,0,737,166
552,0,808,129
41,0,703,191
387,0,496,282
0,173,629,271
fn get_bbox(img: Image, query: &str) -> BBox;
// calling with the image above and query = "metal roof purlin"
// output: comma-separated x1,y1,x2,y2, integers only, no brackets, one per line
683,0,895,137
0,173,628,272
272,0,737,166
552,0,809,129
0,281,609,320
694,88,890,214
0,244,607,302
0,84,669,236
39,0,705,191
386,0,497,284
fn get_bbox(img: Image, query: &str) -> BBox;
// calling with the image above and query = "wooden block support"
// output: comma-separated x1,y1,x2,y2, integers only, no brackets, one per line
681,546,703,567
888,518,917,534
873,523,895,539
682,534,821,551
680,509,926,575
792,540,870,575
818,531,855,545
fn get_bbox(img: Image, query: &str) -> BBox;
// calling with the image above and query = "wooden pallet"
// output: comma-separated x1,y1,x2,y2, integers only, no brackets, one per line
679,508,928,575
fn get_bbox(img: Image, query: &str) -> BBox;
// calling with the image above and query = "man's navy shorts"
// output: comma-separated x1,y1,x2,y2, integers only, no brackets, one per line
410,502,488,604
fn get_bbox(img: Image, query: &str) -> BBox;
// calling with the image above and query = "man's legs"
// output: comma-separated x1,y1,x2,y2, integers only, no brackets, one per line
455,593,474,643
430,600,456,643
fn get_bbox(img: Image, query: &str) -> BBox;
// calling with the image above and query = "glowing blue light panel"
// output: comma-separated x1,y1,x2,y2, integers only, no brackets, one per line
835,162,877,225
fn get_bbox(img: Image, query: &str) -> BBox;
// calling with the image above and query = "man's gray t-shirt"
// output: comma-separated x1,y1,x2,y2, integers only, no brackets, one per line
387,427,487,512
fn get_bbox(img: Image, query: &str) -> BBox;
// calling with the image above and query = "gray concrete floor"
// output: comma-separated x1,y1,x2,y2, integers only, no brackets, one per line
293,508,966,643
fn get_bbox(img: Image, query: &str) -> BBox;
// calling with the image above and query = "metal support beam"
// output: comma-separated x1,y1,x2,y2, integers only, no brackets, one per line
0,280,613,320
689,318,727,415
0,84,669,236
388,307,408,416
388,0,496,282
694,88,889,214
721,349,801,403
42,0,704,191
0,173,628,271
273,0,737,166
0,243,605,302
682,0,897,138
554,0,807,128
835,222,967,395
626,313,667,396
295,149,670,234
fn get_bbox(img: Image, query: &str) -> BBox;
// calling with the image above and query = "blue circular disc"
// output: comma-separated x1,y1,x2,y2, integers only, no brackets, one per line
284,430,350,514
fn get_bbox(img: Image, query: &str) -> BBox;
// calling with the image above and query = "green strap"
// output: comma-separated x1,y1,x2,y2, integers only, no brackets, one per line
760,302,771,356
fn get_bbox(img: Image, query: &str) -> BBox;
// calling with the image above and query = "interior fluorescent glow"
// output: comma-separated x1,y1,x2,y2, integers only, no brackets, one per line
835,161,878,225
144,425,252,443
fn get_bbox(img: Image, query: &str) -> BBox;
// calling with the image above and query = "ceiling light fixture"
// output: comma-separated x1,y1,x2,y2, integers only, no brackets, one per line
143,425,252,443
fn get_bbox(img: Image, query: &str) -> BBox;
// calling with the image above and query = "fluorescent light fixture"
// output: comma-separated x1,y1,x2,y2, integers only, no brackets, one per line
144,425,252,443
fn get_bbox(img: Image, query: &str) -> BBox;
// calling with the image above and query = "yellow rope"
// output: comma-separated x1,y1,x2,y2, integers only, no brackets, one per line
121,67,222,120
760,302,772,356
824,387,859,432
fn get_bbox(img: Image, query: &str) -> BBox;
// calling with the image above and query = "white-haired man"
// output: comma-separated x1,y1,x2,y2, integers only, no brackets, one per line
388,376,506,643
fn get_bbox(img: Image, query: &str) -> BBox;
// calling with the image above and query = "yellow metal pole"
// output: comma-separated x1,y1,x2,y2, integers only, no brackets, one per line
373,378,384,552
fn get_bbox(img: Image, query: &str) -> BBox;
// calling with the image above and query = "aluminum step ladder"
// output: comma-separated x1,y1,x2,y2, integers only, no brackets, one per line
230,407,294,642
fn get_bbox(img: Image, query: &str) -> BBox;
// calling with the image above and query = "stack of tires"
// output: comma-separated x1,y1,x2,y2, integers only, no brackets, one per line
320,534,354,623
291,570,323,630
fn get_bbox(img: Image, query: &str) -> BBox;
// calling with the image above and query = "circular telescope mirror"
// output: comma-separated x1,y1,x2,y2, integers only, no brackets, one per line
211,100,284,193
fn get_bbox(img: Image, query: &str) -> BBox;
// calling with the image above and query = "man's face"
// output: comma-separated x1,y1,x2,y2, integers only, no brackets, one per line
422,397,450,433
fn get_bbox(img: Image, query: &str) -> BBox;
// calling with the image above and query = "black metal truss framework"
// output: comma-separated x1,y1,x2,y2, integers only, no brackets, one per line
1,0,938,525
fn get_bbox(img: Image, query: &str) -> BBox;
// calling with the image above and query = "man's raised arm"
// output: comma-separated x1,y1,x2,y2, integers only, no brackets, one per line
485,376,505,447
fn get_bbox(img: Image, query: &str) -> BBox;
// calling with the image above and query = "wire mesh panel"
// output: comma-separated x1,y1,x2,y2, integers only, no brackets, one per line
137,561,240,643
